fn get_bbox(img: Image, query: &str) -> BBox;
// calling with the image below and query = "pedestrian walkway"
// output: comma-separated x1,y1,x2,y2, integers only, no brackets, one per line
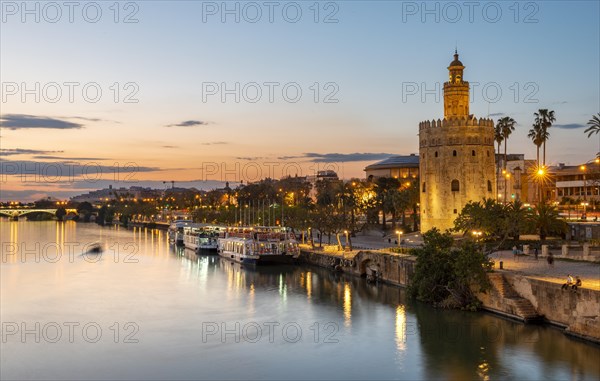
490,250,600,290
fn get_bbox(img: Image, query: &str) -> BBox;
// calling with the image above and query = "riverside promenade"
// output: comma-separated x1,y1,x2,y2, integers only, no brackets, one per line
301,232,600,342
489,250,600,291
330,232,600,291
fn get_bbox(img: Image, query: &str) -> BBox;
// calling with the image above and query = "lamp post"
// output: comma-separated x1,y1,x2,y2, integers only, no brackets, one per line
279,188,284,226
580,165,587,202
344,230,351,252
581,202,589,220
536,166,546,204
396,230,403,247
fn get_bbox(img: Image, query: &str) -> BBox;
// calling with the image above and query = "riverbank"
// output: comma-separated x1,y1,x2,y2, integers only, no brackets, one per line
297,248,600,344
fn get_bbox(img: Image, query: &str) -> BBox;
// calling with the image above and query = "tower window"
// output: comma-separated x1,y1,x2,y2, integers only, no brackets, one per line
487,151,490,157
435,151,438,158
453,150,457,157
472,150,476,156
487,180,492,192
422,153,425,158
422,182,426,193
451,179,460,192
453,209,458,214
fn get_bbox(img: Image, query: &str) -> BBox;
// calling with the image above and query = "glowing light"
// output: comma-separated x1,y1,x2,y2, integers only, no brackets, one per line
395,305,406,352
343,283,352,327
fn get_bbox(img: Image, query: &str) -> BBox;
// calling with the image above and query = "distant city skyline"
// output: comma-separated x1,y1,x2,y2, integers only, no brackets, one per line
1,1,599,201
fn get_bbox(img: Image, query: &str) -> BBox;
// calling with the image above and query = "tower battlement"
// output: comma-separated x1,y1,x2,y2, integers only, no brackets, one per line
419,117,494,130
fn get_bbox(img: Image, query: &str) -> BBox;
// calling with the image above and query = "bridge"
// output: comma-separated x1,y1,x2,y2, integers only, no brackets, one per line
0,208,78,219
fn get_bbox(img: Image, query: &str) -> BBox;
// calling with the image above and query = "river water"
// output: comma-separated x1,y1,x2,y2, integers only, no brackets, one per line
1,221,599,380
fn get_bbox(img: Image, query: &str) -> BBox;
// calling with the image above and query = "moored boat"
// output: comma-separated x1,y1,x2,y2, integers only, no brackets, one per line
168,220,194,246
217,226,299,265
183,225,226,254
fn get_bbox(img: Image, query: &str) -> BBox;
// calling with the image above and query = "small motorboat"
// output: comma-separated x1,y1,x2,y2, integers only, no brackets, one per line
86,243,103,254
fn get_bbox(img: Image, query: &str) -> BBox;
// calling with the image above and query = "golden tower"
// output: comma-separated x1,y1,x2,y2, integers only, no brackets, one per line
418,52,497,232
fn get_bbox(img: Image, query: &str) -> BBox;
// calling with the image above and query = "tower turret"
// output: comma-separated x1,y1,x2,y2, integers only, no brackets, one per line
443,50,470,118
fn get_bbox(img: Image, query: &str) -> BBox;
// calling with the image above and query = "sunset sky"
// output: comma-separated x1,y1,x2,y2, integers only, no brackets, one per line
1,1,599,201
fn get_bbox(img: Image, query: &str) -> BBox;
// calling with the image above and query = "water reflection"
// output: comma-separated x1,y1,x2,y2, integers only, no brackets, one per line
395,305,406,352
343,283,352,327
2,221,599,381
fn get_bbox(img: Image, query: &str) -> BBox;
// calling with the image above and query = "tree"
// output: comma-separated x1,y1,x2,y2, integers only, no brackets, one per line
498,116,516,167
55,207,66,221
584,113,600,154
529,203,566,240
408,229,492,309
505,199,530,240
494,122,504,193
527,122,544,167
584,113,600,138
374,177,400,230
76,201,94,214
497,116,517,201
534,109,556,166
452,198,507,240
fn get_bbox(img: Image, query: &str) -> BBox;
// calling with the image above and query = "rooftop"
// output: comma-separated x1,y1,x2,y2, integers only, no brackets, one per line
364,154,419,170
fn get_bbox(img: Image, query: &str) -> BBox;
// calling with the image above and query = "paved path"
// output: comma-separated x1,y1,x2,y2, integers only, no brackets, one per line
489,250,600,290
312,232,600,291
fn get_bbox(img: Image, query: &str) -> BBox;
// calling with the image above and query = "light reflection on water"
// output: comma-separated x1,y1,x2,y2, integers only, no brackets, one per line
1,220,599,381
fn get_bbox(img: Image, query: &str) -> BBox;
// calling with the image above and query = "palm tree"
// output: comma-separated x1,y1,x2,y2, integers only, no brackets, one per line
527,122,543,166
504,199,529,240
529,203,566,240
584,113,600,136
499,117,517,165
584,113,600,154
494,122,504,197
528,122,547,203
534,109,556,166
497,117,516,202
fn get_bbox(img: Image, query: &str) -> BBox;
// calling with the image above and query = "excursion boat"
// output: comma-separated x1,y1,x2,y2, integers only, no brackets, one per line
182,225,226,254
167,220,195,246
217,226,299,265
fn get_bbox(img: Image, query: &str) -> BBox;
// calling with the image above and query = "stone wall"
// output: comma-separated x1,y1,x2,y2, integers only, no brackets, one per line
503,274,600,342
297,249,415,287
298,249,600,343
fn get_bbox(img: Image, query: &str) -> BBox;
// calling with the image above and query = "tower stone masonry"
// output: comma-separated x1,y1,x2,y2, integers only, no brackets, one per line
418,52,497,232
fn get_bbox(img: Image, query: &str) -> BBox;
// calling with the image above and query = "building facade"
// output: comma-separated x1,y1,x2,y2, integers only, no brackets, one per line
418,52,497,232
364,154,419,180
553,161,600,202
496,154,538,204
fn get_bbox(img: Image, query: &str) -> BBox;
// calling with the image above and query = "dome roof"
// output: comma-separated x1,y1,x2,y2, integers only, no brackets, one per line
449,52,463,67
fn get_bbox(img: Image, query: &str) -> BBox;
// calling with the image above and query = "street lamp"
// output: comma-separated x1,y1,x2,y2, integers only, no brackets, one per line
344,230,350,252
396,230,403,247
581,202,589,220
580,165,587,202
535,166,547,203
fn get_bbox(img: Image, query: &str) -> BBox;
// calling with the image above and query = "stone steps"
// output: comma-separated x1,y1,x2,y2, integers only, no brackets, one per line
488,273,542,323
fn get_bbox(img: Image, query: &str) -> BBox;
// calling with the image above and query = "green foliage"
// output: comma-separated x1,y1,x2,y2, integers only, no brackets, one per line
409,229,492,309
452,198,508,239
584,113,600,138
76,201,94,214
55,207,66,221
530,203,567,240
453,198,566,241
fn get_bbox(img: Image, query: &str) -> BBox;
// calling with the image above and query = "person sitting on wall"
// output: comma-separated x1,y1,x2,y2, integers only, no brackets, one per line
561,274,574,290
572,276,582,291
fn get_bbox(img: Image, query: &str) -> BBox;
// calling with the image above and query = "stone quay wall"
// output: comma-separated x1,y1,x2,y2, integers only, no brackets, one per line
297,249,600,343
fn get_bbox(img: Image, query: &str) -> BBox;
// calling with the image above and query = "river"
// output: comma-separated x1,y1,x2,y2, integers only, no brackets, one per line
1,221,599,380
